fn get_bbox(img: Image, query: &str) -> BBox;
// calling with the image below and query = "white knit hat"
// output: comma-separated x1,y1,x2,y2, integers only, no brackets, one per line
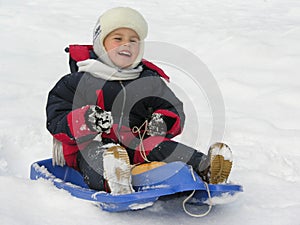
93,7,148,69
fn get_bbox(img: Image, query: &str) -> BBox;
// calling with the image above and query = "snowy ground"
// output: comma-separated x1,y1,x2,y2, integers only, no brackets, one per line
1,0,300,224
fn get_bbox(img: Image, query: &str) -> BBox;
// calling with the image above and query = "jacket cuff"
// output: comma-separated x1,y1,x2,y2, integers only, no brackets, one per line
67,105,98,140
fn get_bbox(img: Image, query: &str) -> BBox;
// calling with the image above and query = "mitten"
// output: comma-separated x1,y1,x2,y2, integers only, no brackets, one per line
85,105,113,134
147,113,167,136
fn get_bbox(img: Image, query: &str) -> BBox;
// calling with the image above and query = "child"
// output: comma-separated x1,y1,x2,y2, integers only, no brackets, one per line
46,7,232,194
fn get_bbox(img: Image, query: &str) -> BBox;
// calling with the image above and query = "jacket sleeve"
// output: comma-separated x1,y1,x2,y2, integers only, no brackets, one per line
46,73,97,144
150,76,185,138
129,72,185,138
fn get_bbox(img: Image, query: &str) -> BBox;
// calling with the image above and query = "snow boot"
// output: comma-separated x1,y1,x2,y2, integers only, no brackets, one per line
198,142,233,184
103,145,134,195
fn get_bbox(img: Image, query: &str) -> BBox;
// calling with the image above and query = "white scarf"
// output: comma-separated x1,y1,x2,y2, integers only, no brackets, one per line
77,59,143,81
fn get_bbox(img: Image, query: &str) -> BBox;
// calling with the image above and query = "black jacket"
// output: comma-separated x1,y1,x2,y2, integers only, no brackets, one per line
46,64,185,167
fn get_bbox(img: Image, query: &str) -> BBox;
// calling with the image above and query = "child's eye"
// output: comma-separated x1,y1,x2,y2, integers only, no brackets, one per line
130,39,138,43
114,37,122,41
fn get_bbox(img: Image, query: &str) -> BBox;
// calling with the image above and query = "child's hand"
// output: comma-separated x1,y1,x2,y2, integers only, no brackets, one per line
85,105,113,134
147,113,167,136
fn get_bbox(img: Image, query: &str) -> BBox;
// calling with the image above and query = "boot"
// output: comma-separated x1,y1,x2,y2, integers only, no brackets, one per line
103,145,134,195
198,142,233,184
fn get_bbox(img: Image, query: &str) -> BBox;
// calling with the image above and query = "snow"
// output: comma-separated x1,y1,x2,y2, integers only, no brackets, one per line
129,202,155,211
209,143,233,161
1,0,300,224
204,192,241,206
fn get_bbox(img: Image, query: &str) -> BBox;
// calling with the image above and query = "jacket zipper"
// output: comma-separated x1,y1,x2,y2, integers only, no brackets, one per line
117,81,127,143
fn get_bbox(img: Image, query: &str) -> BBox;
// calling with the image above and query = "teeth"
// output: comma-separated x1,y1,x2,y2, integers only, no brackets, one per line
119,51,131,56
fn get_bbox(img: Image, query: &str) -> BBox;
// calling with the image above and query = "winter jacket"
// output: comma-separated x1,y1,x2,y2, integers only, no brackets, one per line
46,62,185,169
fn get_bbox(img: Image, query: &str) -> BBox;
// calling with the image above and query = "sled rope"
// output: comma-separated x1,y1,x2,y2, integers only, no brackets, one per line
132,120,150,162
182,166,213,217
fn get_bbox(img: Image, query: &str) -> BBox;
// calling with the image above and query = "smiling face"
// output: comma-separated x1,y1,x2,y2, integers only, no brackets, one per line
103,28,140,69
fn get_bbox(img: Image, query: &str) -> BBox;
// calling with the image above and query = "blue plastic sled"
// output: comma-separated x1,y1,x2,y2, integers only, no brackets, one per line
30,159,243,212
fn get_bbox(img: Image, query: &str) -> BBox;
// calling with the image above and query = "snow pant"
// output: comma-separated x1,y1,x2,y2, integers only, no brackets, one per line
77,141,107,191
77,139,205,191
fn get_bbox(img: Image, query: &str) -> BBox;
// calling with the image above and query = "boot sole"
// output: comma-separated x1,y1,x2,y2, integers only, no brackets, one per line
103,146,134,195
209,143,233,184
210,155,232,184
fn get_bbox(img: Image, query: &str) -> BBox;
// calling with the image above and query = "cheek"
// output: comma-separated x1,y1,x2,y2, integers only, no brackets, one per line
105,45,120,59
132,45,140,57
104,40,119,52
106,48,118,60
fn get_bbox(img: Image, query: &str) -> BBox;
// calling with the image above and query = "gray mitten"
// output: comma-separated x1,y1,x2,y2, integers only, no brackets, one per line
147,113,167,136
85,105,113,134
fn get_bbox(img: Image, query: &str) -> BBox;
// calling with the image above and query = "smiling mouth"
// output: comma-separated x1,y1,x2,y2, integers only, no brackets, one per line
118,51,132,57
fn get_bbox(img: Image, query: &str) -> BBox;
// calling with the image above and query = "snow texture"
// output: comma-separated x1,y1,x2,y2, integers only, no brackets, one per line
1,0,300,224
210,143,233,162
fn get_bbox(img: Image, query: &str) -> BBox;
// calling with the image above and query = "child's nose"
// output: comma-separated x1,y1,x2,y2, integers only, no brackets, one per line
122,42,130,47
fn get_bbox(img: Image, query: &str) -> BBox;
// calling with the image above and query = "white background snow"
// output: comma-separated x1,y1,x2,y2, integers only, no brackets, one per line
1,0,300,224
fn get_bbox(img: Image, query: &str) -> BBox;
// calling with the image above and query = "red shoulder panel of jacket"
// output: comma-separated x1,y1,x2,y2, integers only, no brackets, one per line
68,44,93,62
141,59,170,82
